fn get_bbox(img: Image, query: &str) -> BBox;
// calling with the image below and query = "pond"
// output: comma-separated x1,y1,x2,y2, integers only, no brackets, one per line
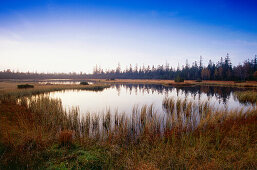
39,84,253,116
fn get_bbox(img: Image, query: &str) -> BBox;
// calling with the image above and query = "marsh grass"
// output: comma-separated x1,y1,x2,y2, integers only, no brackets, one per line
0,94,256,169
234,91,257,104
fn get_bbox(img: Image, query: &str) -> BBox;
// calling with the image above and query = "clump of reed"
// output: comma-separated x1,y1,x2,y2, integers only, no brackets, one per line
162,97,212,124
234,91,257,104
13,95,257,143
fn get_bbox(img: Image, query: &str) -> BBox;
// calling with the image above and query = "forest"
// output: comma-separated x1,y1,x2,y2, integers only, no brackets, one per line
1,54,256,81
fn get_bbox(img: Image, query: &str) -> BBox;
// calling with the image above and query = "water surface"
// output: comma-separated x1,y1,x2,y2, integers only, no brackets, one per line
38,79,94,85
42,84,252,115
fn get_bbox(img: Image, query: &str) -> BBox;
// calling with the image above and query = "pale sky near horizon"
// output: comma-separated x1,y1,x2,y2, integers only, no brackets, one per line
1,0,257,73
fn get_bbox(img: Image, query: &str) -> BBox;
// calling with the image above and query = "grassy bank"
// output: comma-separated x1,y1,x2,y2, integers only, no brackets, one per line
88,79,257,88
0,94,256,169
0,81,110,101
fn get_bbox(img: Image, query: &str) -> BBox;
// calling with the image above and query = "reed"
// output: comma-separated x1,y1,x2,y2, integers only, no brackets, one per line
234,91,257,104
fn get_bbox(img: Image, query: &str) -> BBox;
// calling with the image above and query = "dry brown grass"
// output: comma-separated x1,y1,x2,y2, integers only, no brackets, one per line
0,101,50,168
58,130,74,146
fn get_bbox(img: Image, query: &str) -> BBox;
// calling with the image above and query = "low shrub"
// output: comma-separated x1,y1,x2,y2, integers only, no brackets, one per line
17,84,34,89
234,80,246,83
195,78,202,82
80,81,89,85
175,76,184,82
106,78,115,81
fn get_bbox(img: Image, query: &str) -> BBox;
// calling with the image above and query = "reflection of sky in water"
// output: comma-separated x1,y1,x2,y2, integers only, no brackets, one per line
39,80,94,85
45,84,253,116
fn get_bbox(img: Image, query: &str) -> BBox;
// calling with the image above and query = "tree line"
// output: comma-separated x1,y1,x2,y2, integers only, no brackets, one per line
0,54,256,81
90,54,257,81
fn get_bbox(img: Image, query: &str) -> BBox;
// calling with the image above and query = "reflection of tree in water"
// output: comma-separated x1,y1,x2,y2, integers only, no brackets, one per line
114,84,171,95
175,86,248,104
112,84,247,104
115,84,121,96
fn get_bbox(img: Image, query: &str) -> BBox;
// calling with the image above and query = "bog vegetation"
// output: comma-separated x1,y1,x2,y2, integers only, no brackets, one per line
0,89,256,169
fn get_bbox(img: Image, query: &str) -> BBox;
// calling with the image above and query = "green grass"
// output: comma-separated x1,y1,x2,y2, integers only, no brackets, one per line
0,92,256,169
44,144,109,169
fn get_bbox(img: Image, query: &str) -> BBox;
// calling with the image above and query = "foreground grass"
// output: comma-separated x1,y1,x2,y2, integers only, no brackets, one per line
0,94,256,169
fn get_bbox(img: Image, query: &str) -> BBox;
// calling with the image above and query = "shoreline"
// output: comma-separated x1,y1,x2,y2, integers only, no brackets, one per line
87,79,257,88
0,79,257,89
0,82,110,99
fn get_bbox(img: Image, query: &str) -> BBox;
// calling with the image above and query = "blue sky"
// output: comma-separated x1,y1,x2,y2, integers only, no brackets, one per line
0,0,257,73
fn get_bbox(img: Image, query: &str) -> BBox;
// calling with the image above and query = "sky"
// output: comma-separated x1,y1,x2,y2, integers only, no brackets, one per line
0,0,257,73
